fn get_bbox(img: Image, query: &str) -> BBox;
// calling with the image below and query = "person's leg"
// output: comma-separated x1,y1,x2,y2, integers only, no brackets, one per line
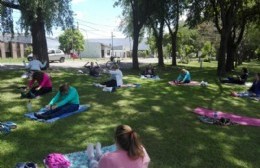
38,87,52,95
31,87,52,97
43,104,79,119
101,80,117,87
35,104,79,119
183,80,190,83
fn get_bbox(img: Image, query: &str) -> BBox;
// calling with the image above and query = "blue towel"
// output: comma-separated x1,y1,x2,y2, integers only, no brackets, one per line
24,104,90,123
63,144,116,168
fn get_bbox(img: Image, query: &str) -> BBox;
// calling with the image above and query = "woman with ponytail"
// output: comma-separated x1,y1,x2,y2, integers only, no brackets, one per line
98,125,150,168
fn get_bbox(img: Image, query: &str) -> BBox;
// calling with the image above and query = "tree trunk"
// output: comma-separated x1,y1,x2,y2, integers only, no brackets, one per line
217,31,228,76
226,41,235,72
132,25,140,69
157,21,164,67
31,8,49,68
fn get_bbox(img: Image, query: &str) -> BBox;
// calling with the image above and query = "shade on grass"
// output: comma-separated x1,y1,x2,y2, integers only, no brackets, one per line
0,61,259,168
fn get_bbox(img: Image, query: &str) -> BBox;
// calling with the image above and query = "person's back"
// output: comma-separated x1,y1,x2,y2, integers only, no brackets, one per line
110,69,123,86
98,125,150,168
28,59,46,71
99,148,150,168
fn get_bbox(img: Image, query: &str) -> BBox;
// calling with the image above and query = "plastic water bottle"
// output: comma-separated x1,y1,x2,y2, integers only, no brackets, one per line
27,100,32,112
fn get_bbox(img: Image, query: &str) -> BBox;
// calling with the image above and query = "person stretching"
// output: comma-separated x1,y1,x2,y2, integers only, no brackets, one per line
84,62,100,77
34,83,79,120
231,73,260,97
21,71,52,98
220,67,248,85
87,125,150,168
175,69,191,84
141,64,156,78
100,64,123,87
23,56,47,72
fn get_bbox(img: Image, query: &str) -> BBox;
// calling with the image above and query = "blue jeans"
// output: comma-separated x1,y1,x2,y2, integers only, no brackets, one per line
42,104,79,119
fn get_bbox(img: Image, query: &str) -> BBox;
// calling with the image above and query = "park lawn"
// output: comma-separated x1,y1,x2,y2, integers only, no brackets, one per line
0,61,259,168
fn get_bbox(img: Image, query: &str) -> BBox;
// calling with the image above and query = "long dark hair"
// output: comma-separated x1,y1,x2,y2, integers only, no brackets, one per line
32,71,44,83
115,125,144,160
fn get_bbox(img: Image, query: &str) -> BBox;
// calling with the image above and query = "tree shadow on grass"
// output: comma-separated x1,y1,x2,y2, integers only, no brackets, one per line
0,65,259,168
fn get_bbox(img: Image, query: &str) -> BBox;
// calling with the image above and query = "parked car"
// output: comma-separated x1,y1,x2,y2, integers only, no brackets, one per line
27,49,67,63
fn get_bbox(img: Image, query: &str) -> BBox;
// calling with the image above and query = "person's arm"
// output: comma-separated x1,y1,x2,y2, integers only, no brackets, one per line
177,74,182,81
84,62,89,67
40,61,47,68
38,74,48,88
98,154,111,168
56,88,78,107
49,92,61,106
28,79,35,88
182,73,189,82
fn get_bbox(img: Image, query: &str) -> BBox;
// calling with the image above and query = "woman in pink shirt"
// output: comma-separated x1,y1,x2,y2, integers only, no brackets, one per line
87,125,150,168
21,71,52,98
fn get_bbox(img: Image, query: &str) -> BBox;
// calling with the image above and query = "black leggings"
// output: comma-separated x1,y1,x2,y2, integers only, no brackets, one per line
23,86,52,98
101,79,117,87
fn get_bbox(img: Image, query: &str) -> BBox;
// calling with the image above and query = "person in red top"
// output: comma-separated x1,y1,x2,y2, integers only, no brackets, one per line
21,71,52,98
87,125,150,168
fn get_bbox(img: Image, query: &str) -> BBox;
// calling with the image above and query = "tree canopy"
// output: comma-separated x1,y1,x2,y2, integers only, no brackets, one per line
0,0,74,66
59,29,84,54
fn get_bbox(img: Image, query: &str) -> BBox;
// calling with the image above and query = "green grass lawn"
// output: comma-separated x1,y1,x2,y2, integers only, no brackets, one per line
0,61,259,168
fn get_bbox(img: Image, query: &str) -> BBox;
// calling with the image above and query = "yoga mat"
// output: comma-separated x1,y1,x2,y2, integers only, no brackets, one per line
62,144,116,168
140,75,160,80
24,104,90,123
169,81,200,86
194,107,260,127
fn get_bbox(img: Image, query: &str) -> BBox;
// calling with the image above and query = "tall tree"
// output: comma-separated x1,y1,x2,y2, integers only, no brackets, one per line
115,0,154,69
146,0,166,67
164,0,184,66
59,29,84,54
187,0,260,75
0,0,74,67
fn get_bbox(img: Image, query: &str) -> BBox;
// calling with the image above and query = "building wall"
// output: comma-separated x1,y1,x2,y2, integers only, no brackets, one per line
80,42,101,58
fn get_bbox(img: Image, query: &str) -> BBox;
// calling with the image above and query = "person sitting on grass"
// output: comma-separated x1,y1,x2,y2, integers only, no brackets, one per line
21,71,52,98
175,69,191,84
220,67,248,85
87,125,150,168
231,73,260,98
34,83,79,120
84,62,101,77
141,64,156,78
95,64,123,88
23,56,47,72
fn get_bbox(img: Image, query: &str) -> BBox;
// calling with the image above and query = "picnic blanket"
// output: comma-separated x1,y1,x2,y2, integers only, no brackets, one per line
169,81,201,86
24,104,90,123
140,75,160,80
194,107,260,127
61,144,116,168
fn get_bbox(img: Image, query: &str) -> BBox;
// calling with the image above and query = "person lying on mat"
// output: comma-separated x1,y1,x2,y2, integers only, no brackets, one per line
99,64,123,87
175,69,191,84
84,62,100,77
21,71,52,98
220,67,248,85
87,125,150,168
231,73,260,97
34,83,80,120
141,64,156,78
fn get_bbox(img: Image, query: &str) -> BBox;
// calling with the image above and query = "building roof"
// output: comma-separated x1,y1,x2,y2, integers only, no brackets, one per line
87,38,148,51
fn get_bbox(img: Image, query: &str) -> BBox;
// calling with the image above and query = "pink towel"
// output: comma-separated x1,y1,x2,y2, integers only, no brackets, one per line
169,81,200,86
194,107,260,127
